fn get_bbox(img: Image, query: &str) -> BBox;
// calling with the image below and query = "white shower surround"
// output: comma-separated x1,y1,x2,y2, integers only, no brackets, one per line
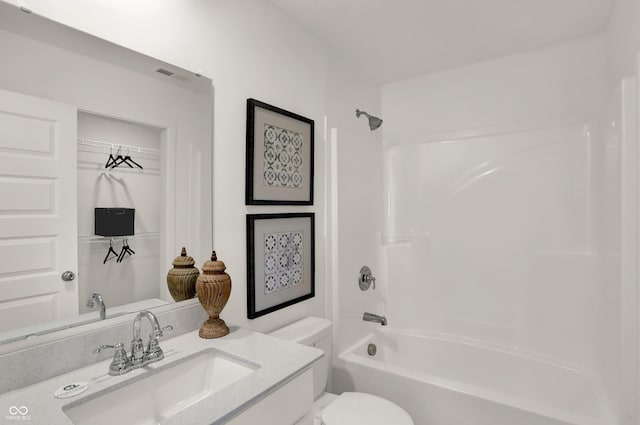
382,123,600,368
333,34,638,425
333,119,622,425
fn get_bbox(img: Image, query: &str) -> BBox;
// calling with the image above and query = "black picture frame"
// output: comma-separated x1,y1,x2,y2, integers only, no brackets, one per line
245,98,314,205
246,213,315,319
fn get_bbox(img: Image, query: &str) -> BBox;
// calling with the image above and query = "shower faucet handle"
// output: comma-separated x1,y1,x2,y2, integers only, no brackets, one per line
359,266,376,291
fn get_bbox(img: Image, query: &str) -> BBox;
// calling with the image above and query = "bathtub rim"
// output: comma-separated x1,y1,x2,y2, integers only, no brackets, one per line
352,325,598,375
337,326,615,425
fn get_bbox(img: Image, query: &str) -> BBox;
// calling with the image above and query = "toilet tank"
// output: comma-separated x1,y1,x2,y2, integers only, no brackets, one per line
269,317,332,400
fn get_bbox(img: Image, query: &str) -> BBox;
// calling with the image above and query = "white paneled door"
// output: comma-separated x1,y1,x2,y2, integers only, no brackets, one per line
0,88,78,332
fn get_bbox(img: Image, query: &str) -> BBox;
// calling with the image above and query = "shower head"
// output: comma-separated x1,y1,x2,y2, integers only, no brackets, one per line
356,109,383,131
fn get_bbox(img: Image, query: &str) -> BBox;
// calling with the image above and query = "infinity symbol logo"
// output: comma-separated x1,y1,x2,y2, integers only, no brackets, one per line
8,406,28,415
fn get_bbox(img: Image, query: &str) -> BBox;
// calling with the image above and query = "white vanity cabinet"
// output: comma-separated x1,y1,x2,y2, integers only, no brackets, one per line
224,368,313,425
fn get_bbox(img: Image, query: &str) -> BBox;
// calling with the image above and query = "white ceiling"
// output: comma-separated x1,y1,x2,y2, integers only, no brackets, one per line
268,0,616,83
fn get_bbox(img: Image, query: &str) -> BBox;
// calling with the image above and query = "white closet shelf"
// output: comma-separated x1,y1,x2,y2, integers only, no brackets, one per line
77,138,161,159
78,232,160,243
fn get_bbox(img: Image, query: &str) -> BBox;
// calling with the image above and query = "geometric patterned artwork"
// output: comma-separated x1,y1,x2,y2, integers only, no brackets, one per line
247,212,315,319
263,124,303,189
246,99,314,205
263,230,304,295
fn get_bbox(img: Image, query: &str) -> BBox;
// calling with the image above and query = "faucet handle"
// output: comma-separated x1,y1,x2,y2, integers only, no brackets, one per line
145,325,173,362
149,325,173,340
94,342,126,354
93,344,115,354
142,324,172,364
359,266,376,291
150,324,173,339
94,342,130,375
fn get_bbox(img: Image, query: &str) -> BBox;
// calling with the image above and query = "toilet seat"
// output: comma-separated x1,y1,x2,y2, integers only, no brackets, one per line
320,392,413,425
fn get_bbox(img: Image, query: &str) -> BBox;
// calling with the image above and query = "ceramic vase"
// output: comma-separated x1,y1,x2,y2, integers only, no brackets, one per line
166,247,200,302
196,251,231,338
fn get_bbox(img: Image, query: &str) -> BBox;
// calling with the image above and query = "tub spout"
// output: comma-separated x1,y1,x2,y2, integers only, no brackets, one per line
363,312,387,326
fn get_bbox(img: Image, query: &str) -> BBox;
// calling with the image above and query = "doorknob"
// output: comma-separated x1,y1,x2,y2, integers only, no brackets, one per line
61,271,76,282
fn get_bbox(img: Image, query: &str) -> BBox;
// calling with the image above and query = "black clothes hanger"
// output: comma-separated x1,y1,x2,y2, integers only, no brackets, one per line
108,147,126,169
104,153,117,168
117,238,135,263
104,145,117,168
108,146,125,169
103,239,119,264
110,149,143,169
110,151,129,168
123,155,143,169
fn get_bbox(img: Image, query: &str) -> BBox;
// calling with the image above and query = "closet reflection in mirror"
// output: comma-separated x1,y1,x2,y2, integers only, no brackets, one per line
0,3,213,344
77,114,162,314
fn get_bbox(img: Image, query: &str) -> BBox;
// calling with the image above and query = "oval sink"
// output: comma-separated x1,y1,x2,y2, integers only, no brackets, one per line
63,348,259,425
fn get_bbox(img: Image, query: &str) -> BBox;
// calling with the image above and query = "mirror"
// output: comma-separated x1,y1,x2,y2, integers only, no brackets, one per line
0,3,213,345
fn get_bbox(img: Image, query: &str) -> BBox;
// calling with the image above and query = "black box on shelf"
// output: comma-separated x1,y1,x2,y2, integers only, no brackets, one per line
95,208,135,237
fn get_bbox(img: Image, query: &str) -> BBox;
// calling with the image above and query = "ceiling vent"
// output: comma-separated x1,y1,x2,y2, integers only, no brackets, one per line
156,68,174,77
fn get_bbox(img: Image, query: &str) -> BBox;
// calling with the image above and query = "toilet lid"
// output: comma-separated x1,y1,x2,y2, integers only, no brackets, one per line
321,392,413,425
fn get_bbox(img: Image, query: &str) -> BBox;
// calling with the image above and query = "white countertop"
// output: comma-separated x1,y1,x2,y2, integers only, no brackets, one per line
0,326,323,425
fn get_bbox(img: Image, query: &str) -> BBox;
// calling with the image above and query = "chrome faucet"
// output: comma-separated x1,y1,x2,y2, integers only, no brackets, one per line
95,310,173,376
87,292,106,320
131,310,173,367
363,312,387,326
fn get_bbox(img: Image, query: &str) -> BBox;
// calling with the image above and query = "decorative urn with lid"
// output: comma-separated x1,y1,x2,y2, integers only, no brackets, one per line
196,251,232,338
166,247,200,302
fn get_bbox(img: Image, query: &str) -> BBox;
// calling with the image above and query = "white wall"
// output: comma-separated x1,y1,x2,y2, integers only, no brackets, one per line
383,35,607,144
3,0,343,332
606,3,640,420
324,50,384,361
607,0,640,88
598,76,638,425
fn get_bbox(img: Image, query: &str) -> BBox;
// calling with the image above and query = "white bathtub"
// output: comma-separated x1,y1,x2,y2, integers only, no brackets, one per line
334,328,613,425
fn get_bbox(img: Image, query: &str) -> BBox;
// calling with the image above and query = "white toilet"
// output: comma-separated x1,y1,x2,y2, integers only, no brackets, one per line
270,317,414,425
